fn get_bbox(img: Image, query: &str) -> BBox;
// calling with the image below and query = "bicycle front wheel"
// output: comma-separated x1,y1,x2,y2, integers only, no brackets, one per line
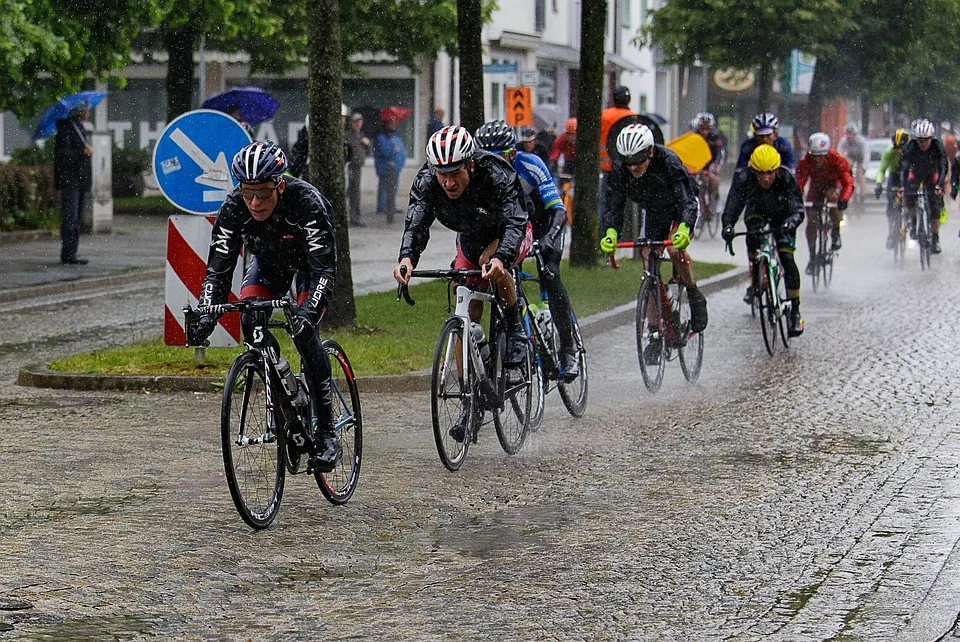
676,285,703,383
756,258,777,356
493,332,532,455
636,278,666,393
314,340,363,505
558,313,588,417
525,314,546,433
221,350,285,530
431,317,471,471
918,204,931,271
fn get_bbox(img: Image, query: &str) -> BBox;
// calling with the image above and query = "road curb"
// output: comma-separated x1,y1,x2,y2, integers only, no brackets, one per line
18,267,748,394
0,267,165,304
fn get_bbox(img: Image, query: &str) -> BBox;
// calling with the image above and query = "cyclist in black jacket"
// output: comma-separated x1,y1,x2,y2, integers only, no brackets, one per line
393,126,532,436
599,123,709,347
900,118,948,253
721,143,805,337
187,141,342,473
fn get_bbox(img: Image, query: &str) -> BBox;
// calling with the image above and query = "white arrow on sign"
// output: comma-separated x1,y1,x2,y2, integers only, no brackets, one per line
169,128,232,191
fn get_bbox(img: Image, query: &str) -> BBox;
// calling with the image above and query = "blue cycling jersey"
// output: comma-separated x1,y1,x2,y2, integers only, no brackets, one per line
514,151,564,215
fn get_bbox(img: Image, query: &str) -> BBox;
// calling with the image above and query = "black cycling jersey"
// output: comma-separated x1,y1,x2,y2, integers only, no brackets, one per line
399,149,529,267
601,144,699,240
721,167,804,230
900,138,949,188
198,177,337,315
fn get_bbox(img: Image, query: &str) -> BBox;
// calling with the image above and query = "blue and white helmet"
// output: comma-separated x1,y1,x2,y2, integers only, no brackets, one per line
751,112,779,135
231,141,287,184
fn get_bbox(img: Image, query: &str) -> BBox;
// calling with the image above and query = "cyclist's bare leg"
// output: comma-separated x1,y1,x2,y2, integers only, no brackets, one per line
667,247,696,289
804,210,817,254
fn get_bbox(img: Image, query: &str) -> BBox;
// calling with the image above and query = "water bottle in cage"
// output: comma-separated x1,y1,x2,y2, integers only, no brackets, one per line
277,357,308,407
469,322,490,362
535,307,553,346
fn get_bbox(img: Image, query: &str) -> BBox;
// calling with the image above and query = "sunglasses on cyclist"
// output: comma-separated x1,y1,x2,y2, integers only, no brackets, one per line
241,186,279,201
623,151,651,166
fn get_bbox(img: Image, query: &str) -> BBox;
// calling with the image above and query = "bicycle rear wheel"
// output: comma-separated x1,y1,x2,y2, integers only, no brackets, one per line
636,278,666,393
314,340,363,505
431,317,471,471
675,285,703,383
221,350,285,530
493,331,532,455
558,313,588,417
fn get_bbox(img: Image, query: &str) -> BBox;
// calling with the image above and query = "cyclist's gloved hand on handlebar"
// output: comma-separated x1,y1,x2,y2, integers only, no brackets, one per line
600,228,618,255
187,314,216,346
837,200,848,212
539,226,563,262
291,308,319,341
721,226,736,243
671,223,692,250
875,184,883,199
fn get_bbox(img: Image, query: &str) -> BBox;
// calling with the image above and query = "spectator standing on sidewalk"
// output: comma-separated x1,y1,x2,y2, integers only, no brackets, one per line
54,102,93,265
373,116,407,222
426,107,445,144
345,112,370,226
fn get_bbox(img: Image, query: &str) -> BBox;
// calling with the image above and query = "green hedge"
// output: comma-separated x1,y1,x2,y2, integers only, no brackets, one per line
0,163,58,232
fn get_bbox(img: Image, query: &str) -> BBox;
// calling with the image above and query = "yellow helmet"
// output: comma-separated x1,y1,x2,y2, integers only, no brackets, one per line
749,144,781,172
892,128,909,148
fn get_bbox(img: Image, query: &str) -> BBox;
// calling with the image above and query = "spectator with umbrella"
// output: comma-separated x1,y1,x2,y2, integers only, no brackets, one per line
373,107,409,222
202,86,280,138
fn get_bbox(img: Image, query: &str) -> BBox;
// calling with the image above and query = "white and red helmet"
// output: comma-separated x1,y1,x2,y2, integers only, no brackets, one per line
808,132,831,156
426,126,476,173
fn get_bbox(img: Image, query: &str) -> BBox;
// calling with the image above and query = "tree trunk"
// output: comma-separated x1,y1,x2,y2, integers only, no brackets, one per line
164,27,196,122
568,0,606,268
308,0,356,328
457,0,485,133
757,58,772,112
860,93,871,136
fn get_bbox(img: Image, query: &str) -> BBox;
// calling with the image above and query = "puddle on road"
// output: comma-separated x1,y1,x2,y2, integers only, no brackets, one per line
0,613,154,639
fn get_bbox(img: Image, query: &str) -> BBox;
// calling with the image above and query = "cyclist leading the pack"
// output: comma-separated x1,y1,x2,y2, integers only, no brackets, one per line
599,123,709,365
876,128,910,249
735,112,796,172
187,141,342,473
900,118,948,253
796,132,854,269
722,144,805,337
474,119,579,381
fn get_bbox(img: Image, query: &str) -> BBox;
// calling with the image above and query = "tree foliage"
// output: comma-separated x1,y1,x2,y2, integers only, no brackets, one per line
0,0,161,119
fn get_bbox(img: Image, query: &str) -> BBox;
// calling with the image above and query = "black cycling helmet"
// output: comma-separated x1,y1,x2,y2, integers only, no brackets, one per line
613,85,631,107
231,141,287,184
474,119,517,152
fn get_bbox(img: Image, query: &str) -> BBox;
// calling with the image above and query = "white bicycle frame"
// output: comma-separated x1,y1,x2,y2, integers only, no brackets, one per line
438,284,498,399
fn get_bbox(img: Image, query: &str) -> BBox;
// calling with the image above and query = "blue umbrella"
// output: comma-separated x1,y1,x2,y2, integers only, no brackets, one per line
646,113,669,126
32,90,107,140
202,87,280,126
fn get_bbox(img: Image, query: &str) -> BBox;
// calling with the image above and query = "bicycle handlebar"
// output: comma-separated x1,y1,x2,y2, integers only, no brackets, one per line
182,297,296,347
608,238,674,270
395,265,487,307
723,225,775,257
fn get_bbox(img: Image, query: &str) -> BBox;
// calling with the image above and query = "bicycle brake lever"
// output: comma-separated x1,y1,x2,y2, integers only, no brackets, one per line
725,241,736,257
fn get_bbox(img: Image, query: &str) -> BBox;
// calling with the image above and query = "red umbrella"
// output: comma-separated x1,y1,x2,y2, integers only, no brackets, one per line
379,106,411,123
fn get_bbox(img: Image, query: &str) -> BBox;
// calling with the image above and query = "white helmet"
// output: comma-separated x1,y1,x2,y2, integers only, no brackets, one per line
808,132,830,155
913,118,935,138
426,126,476,172
616,124,655,164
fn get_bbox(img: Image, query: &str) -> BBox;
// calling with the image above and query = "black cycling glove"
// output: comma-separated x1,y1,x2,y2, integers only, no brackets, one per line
187,315,216,346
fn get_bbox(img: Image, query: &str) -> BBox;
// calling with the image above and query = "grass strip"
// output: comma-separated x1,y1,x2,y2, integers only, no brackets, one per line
50,258,732,377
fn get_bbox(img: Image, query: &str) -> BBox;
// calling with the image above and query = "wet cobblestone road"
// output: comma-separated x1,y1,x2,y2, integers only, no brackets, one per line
3,205,960,640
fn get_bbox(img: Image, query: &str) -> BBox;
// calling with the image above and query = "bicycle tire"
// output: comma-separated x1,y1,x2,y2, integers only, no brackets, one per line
525,310,546,433
676,284,703,383
774,262,791,351
705,203,720,239
918,194,931,271
558,313,588,417
636,278,666,393
314,339,363,505
493,330,532,455
430,317,471,471
756,257,776,356
221,350,285,530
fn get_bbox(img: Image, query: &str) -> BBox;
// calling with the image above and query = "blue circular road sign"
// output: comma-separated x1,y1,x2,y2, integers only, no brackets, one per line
152,109,252,215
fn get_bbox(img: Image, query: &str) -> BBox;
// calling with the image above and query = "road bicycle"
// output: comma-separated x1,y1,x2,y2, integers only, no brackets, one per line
515,244,588,429
804,200,838,292
610,238,704,393
849,160,866,213
880,186,908,264
904,183,935,271
727,226,790,356
184,298,362,529
397,267,534,471
694,170,721,239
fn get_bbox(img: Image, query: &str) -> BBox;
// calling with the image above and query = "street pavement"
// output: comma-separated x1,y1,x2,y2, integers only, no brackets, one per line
5,197,960,640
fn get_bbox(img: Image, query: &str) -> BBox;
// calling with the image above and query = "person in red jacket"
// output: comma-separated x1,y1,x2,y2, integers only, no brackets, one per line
796,132,854,274
550,118,577,173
